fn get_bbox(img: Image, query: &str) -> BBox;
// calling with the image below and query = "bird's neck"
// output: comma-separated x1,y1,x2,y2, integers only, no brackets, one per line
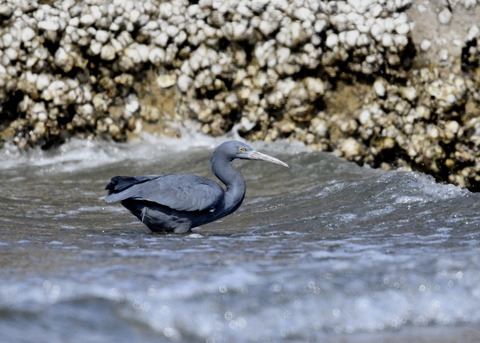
211,155,246,212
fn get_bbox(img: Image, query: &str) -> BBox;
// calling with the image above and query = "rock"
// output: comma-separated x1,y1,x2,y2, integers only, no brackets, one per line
80,13,95,26
100,44,116,61
373,79,386,98
157,74,177,88
438,8,452,25
21,27,36,42
95,30,110,43
420,39,431,51
2,0,480,192
38,20,60,31
177,74,193,93
338,137,364,160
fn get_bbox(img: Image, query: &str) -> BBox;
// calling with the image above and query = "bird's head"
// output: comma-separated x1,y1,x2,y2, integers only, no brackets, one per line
215,140,289,168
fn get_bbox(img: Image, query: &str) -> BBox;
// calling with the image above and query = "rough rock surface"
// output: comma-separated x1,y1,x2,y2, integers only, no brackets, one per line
1,0,480,190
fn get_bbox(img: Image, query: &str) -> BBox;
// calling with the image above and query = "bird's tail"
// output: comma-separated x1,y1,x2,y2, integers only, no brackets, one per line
104,175,158,203
105,176,137,194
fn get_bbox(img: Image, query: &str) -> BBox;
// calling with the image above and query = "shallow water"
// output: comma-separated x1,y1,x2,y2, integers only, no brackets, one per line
1,134,480,342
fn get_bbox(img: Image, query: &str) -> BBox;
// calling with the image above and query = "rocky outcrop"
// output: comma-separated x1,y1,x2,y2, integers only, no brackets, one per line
1,0,480,190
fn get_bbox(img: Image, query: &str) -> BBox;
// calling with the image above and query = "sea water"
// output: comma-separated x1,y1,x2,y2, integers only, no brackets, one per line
1,133,480,342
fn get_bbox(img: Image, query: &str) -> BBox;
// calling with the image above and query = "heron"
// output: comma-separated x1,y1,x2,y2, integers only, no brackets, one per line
104,140,289,233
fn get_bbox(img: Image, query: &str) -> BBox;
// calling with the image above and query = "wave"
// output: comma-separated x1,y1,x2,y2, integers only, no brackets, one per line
0,127,309,175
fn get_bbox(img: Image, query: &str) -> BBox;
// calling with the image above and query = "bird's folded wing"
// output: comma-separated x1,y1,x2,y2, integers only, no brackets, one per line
105,174,224,212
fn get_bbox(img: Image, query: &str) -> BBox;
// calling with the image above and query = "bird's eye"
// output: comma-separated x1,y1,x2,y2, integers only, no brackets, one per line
238,147,245,152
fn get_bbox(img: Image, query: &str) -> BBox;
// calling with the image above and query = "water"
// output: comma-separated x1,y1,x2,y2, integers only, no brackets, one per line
1,133,480,342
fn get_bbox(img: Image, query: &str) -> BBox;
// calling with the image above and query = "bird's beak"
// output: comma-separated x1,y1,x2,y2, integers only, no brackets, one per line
244,150,289,168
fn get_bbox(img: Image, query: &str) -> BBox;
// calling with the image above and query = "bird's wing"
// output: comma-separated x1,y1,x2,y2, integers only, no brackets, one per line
105,175,157,193
104,174,224,212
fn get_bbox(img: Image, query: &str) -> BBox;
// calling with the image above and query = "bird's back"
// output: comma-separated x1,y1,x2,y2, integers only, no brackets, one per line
105,174,225,212
105,175,157,194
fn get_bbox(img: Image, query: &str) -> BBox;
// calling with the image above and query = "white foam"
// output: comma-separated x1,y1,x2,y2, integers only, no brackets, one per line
376,169,469,203
0,127,307,174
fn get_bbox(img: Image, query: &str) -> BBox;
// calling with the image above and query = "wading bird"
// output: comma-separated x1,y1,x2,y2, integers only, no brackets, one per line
104,140,289,233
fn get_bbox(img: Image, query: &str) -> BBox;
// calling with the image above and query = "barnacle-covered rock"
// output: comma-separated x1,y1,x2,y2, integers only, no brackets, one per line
2,0,480,191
